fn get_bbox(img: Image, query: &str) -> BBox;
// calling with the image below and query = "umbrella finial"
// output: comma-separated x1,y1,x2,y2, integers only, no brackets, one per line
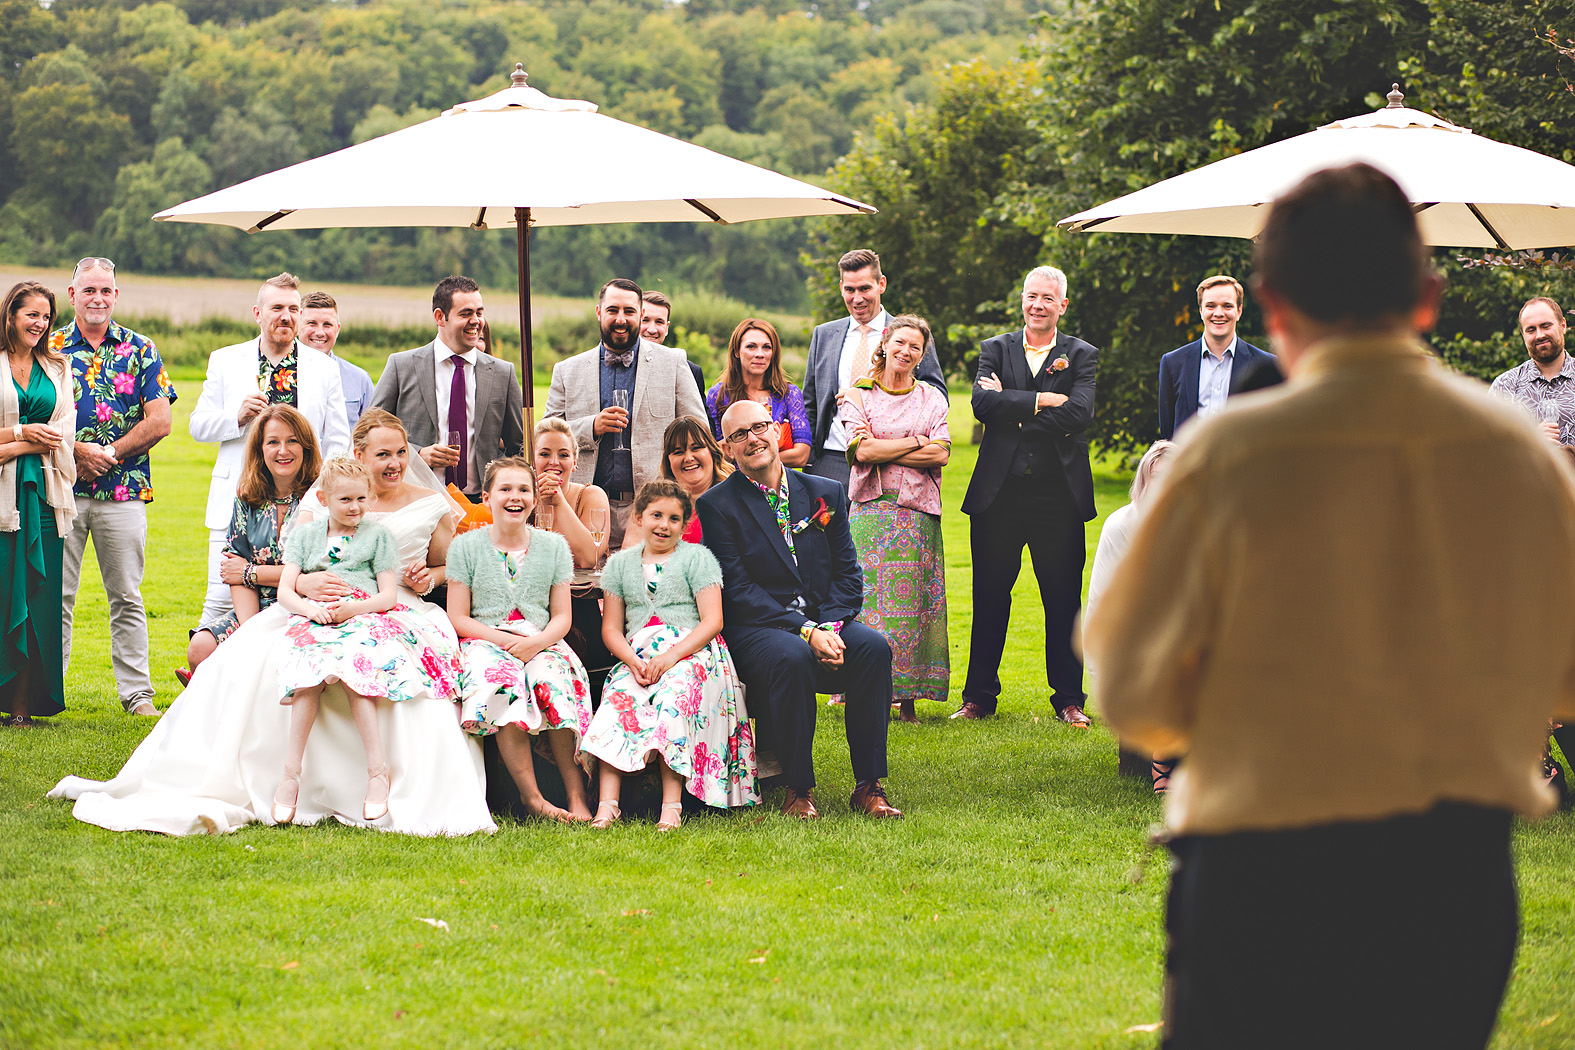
510,63,528,88
1386,83,1405,108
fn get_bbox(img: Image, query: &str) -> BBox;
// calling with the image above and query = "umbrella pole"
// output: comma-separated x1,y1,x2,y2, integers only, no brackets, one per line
516,206,535,456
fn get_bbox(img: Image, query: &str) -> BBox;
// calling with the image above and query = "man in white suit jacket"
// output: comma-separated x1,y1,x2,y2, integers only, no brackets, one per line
544,278,706,550
188,274,349,624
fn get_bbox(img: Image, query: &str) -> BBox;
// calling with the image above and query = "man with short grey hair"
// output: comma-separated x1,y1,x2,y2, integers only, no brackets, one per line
56,257,176,717
958,264,1098,725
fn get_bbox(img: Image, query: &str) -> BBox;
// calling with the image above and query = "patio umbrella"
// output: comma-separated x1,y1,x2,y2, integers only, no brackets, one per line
154,64,876,431
1057,86,1575,249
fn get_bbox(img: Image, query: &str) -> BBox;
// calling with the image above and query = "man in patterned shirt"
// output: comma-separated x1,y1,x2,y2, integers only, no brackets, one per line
54,257,176,717
1490,296,1573,447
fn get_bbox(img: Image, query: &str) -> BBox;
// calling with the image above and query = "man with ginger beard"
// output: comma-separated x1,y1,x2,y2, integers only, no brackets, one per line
545,278,705,550
189,273,349,624
1491,296,1575,448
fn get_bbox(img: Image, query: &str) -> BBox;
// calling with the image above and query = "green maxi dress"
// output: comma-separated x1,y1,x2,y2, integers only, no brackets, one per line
0,363,65,717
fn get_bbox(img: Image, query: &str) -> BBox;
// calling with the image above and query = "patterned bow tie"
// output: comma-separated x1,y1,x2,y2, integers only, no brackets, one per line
604,345,636,369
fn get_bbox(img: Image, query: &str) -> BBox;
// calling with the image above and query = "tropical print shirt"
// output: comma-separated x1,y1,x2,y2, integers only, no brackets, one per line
259,341,299,406
53,320,178,502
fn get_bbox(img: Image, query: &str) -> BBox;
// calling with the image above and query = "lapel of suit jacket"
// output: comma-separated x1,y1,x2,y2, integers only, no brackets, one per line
1182,338,1203,416
413,343,440,436
1001,330,1030,390
631,341,655,421
472,355,502,442
820,320,851,398
737,470,801,583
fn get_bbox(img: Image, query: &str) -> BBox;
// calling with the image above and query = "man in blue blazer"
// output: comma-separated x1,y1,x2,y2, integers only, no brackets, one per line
697,399,902,820
1157,275,1280,439
802,249,946,488
958,265,1098,726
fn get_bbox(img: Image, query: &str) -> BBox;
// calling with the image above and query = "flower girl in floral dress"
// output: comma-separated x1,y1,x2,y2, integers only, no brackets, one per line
446,457,595,823
584,480,758,831
273,458,460,825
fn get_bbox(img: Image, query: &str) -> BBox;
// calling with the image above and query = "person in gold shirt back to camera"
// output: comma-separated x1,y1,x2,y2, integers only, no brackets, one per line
1087,163,1575,1050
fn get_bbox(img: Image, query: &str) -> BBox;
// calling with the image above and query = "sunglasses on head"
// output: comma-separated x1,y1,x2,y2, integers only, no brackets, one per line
74,257,116,274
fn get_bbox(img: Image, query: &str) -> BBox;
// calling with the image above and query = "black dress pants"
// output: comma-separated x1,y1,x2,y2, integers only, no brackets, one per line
1163,802,1518,1050
963,473,1086,713
726,620,891,792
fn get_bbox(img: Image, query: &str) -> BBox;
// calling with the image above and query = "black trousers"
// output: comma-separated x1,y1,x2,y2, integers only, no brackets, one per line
963,474,1086,713
726,620,891,792
1163,803,1517,1050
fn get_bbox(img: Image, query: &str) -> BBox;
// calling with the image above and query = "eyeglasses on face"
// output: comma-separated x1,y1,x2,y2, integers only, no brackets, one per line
724,420,775,445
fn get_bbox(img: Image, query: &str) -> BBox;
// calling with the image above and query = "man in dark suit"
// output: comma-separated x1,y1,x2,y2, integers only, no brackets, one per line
697,399,902,820
370,274,525,500
1157,275,1279,439
802,249,945,488
640,290,706,404
958,265,1098,726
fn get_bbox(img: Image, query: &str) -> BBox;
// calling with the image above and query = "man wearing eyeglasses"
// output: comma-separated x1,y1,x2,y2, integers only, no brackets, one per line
696,400,903,820
53,257,176,718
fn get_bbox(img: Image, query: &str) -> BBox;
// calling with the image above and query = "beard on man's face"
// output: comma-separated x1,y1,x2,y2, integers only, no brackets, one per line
601,316,639,353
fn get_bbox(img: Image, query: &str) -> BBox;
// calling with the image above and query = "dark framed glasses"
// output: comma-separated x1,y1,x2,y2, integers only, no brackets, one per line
724,420,775,445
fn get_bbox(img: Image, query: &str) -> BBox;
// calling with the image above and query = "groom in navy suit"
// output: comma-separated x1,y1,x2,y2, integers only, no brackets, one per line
1157,274,1279,439
697,400,901,820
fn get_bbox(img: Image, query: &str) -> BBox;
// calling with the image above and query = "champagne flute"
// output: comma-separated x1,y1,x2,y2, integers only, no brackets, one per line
587,507,608,547
536,497,555,532
613,389,631,451
1539,400,1562,442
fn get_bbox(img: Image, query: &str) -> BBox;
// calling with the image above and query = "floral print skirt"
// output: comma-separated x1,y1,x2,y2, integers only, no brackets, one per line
582,623,759,809
456,619,593,745
278,594,462,706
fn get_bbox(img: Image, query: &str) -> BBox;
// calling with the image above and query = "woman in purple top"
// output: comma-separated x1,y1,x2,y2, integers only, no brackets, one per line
842,314,952,723
704,319,811,468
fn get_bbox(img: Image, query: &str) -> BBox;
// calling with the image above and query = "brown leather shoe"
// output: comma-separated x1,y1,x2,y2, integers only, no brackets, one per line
781,788,819,820
850,781,903,818
1058,703,1092,728
949,701,991,720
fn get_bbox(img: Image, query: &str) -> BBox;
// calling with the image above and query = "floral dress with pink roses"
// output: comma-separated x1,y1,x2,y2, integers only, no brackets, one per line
445,526,594,747
277,518,462,706
582,542,758,809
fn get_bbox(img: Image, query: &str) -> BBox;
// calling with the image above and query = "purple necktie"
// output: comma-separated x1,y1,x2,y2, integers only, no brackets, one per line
447,354,468,491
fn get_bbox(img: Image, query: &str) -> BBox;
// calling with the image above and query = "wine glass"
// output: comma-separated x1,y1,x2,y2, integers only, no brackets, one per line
586,507,608,548
613,389,631,451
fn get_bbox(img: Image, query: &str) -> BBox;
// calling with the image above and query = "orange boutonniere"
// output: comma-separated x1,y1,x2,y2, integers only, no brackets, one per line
791,497,835,534
1049,355,1071,373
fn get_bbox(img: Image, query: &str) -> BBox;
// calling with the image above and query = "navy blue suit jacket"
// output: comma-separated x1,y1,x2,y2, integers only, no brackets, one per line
962,329,1098,522
1157,337,1277,439
696,468,864,634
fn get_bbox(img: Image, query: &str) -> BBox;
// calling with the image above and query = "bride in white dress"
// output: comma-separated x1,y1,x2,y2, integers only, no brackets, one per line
51,410,496,836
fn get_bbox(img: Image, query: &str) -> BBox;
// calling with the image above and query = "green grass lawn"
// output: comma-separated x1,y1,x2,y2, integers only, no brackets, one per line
3,380,1572,1049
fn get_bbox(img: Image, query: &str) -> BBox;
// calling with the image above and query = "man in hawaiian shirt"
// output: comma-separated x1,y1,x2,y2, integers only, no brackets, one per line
55,257,175,717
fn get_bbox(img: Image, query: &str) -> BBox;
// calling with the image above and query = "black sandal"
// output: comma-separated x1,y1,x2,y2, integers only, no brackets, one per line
1151,759,1175,795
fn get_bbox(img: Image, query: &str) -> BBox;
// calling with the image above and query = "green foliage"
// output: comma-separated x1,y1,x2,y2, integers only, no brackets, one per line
0,0,1036,310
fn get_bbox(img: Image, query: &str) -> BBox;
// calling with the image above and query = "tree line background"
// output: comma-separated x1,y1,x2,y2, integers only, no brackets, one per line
3,0,1574,450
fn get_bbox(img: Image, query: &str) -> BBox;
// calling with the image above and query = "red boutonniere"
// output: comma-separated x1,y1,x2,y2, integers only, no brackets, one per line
1049,355,1071,373
792,497,835,534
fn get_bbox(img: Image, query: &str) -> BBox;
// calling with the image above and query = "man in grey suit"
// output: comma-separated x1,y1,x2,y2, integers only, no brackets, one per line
802,249,946,488
370,275,525,500
544,278,706,550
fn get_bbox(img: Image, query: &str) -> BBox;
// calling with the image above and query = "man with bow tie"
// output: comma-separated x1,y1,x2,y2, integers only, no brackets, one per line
544,278,706,550
956,265,1099,726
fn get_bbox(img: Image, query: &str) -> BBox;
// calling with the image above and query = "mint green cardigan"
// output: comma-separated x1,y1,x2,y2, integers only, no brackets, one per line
599,541,723,638
446,526,572,628
282,518,398,596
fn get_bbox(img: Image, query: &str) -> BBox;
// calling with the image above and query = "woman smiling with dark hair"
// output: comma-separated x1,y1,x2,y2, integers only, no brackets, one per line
660,416,730,542
0,281,76,726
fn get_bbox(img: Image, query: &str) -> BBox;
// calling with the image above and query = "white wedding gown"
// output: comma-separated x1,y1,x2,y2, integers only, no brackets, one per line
50,495,497,836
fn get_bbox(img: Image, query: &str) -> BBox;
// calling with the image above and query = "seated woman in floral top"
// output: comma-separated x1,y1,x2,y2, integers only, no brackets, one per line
181,405,320,681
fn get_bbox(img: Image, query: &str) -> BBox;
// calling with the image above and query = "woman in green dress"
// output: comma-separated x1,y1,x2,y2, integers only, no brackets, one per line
0,281,78,725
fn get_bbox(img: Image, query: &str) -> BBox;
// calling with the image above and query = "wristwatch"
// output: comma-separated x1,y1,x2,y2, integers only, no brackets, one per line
104,443,118,460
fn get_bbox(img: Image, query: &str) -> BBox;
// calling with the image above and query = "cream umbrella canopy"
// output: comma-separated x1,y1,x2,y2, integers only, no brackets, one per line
154,64,876,427
1057,86,1575,250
